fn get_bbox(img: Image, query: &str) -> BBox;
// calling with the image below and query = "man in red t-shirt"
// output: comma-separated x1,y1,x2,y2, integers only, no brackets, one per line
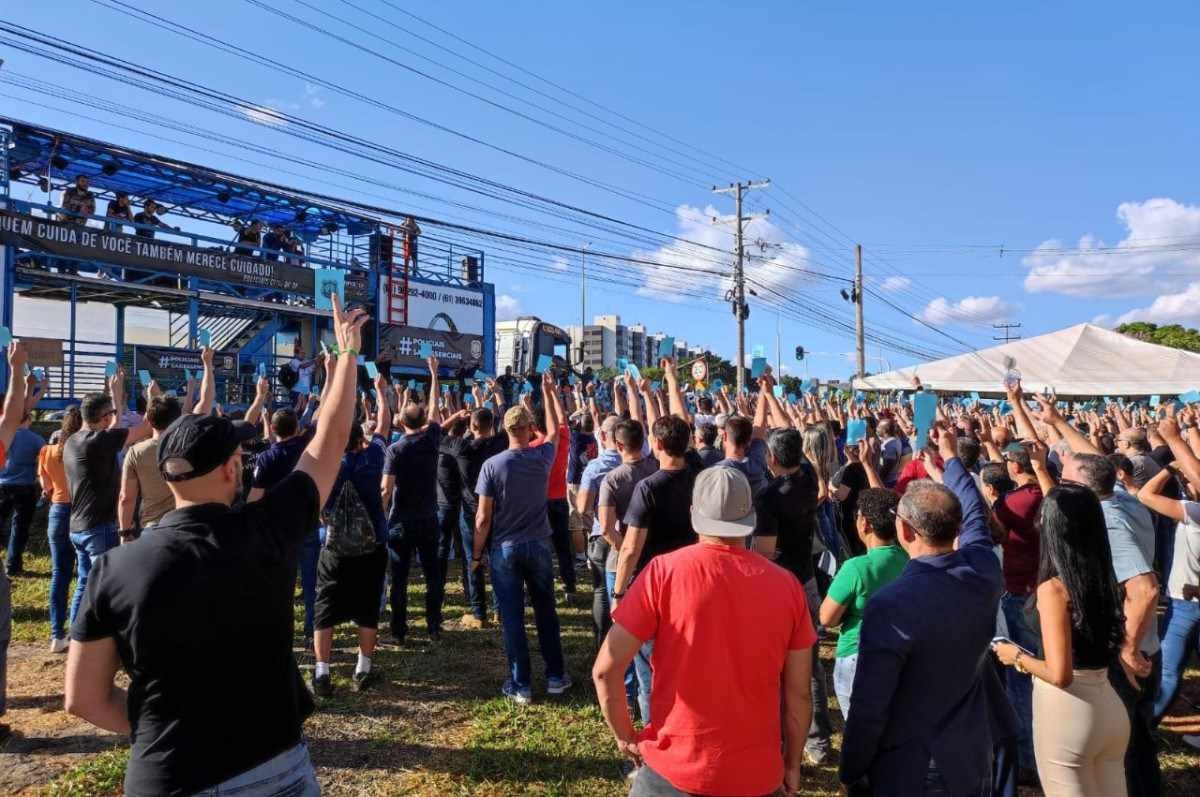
533,384,576,595
593,466,816,796
993,442,1043,775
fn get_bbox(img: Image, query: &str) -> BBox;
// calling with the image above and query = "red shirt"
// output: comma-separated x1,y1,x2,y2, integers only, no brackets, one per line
613,543,816,796
895,456,942,495
994,483,1043,595
546,424,569,500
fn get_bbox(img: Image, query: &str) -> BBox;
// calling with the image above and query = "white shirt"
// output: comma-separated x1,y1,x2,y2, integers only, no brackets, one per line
291,358,315,393
1168,500,1200,600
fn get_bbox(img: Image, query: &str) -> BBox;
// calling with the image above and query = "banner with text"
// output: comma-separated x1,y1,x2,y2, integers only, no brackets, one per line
0,208,315,293
380,324,485,372
133,346,238,381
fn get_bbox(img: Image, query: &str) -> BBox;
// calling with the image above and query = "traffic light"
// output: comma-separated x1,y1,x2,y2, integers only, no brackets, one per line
795,346,805,361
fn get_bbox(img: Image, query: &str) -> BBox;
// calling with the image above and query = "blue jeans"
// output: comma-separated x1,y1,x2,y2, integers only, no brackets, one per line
605,570,642,718
0,484,39,573
490,537,565,690
191,741,319,796
834,653,858,721
387,516,443,637
1154,597,1200,721
459,507,488,620
297,527,320,639
69,522,118,624
1000,593,1036,770
46,504,74,640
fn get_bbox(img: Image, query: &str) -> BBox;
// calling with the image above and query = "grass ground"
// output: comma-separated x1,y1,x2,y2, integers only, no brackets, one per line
2,542,1199,796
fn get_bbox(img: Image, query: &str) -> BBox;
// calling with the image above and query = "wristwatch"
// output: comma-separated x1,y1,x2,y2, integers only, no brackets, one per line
612,590,627,600
1013,651,1029,675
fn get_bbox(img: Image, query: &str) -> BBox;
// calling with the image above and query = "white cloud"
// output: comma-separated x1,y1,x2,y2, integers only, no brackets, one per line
1115,281,1200,326
631,204,818,304
303,83,326,110
877,275,912,293
495,293,521,321
1023,198,1200,297
549,256,570,272
240,103,288,126
919,295,1016,326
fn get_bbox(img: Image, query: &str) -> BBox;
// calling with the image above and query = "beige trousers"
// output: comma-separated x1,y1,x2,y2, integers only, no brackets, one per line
1032,668,1130,797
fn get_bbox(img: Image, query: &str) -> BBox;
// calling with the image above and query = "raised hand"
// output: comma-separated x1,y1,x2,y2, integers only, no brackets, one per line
331,293,368,355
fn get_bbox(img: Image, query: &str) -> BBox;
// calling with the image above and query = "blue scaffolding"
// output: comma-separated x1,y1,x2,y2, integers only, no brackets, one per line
0,118,490,407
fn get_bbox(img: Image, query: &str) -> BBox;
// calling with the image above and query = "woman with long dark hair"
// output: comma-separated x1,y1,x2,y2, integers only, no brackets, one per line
992,483,1129,796
37,407,81,652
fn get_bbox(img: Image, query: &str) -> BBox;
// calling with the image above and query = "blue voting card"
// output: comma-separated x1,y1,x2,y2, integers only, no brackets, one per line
913,391,937,445
616,357,629,372
651,380,662,391
138,369,153,385
772,384,785,397
1150,395,1161,407
626,363,641,381
712,378,724,390
535,354,553,373
483,400,494,410
657,336,675,359
567,373,577,386
256,361,267,378
846,418,867,445
800,378,812,393
1180,389,1200,405
787,392,798,403
197,329,212,349
474,370,490,382
750,357,767,378
407,379,418,390
418,342,433,359
464,393,475,406
313,268,344,311
364,361,379,379
970,391,981,404
0,326,10,347
104,360,119,377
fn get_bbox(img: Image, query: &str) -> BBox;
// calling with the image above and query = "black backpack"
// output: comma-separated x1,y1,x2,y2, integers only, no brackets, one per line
278,363,299,389
322,479,379,557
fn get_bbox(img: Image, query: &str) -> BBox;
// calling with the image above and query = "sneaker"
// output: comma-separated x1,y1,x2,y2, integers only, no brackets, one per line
311,672,333,698
547,674,574,695
1184,734,1200,751
456,614,485,630
352,670,376,693
502,680,532,705
49,637,69,654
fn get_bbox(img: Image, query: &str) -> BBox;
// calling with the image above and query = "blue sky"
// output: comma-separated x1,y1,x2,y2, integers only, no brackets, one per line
4,1,1199,378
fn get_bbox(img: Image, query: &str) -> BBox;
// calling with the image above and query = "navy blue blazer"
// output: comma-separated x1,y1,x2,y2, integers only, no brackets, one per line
840,457,1018,796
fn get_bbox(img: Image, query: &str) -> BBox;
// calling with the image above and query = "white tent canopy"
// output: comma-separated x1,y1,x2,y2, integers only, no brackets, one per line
852,323,1200,398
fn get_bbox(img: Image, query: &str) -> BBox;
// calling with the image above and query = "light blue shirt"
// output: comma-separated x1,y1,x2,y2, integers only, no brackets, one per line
1102,487,1160,655
0,428,45,487
579,448,622,537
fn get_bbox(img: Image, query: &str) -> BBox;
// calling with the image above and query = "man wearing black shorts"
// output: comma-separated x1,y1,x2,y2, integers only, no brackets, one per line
64,296,367,797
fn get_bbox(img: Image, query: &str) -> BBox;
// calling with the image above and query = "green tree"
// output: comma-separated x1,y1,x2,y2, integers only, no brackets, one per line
1116,321,1200,353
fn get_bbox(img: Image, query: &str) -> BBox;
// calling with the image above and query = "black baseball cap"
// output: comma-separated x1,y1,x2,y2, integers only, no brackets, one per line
158,414,260,482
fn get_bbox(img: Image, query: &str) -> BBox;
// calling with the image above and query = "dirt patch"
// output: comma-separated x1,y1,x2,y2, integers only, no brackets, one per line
1,645,125,794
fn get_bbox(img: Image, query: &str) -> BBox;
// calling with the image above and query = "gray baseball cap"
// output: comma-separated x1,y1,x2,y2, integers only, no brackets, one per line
691,466,756,538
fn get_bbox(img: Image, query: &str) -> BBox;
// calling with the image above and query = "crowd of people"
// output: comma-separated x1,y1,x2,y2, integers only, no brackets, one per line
0,298,1198,795
54,174,425,270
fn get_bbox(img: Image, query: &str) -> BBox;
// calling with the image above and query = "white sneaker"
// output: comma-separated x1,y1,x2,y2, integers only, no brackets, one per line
49,637,69,654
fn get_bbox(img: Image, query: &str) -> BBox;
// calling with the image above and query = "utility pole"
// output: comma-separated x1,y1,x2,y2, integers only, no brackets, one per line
992,321,1022,343
713,179,770,393
579,243,588,365
855,244,865,379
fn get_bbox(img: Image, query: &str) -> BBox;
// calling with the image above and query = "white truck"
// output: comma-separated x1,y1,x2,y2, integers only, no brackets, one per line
495,316,573,377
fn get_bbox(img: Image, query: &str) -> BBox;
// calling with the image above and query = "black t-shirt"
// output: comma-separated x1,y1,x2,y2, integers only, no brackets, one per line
754,466,819,583
624,465,699,573
834,462,870,558
437,435,464,507
64,428,130,532
70,472,320,796
446,432,509,515
133,211,162,238
695,445,723,468
384,423,442,524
